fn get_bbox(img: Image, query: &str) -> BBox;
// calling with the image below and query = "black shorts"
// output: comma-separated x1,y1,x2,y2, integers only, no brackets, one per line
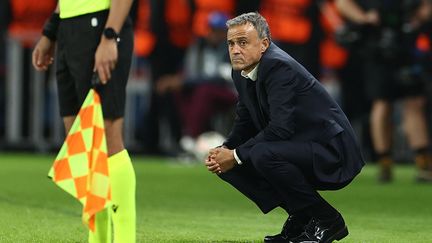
56,10,133,119
363,57,425,101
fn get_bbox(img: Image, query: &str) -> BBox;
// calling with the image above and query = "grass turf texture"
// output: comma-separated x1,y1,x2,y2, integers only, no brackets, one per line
0,153,431,242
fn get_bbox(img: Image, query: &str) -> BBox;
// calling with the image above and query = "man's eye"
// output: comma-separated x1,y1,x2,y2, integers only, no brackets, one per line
239,41,247,46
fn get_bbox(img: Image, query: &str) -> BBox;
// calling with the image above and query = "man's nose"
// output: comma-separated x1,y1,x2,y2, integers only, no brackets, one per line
231,44,241,54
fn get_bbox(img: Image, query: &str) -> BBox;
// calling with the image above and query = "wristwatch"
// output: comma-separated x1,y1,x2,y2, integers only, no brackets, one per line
103,27,120,43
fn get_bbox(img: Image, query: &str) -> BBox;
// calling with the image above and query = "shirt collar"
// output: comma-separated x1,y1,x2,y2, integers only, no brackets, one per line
241,63,259,81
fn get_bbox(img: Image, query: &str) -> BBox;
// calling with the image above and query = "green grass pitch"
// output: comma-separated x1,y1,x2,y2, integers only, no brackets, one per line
0,153,431,242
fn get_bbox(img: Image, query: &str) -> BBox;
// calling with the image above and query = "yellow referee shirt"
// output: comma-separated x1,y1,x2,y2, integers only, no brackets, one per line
59,0,110,19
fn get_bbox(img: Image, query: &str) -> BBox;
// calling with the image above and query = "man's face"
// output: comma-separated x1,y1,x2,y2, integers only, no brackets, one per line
227,23,268,72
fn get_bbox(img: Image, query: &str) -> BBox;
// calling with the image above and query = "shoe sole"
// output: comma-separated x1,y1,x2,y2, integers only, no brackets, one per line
324,226,348,243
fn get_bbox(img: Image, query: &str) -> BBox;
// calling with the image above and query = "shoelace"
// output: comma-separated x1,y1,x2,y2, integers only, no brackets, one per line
303,218,319,238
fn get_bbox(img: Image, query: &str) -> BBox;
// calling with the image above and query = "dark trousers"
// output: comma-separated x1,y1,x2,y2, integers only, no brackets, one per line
219,140,348,214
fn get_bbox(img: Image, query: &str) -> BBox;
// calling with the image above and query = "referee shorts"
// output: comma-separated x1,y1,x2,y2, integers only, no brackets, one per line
56,10,133,119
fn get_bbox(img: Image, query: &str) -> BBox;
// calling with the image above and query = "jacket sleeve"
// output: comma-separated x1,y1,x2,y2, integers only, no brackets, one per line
236,62,298,162
223,99,258,149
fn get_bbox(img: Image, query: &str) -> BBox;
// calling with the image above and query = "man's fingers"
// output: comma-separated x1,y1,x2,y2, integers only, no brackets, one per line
204,159,217,166
206,164,219,172
97,68,106,84
102,64,111,82
32,50,45,71
209,148,219,155
207,163,220,171
209,166,221,173
205,160,221,173
205,151,223,174
103,63,112,82
97,64,111,84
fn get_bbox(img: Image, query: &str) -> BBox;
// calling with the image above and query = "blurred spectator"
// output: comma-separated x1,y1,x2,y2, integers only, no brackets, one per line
336,0,432,182
155,12,237,154
7,0,56,138
319,1,349,73
127,0,155,150
236,0,261,15
143,0,193,155
318,0,349,104
144,0,256,156
191,0,235,38
190,0,261,37
8,0,56,46
260,0,323,77
133,0,156,58
319,0,374,160
0,0,12,139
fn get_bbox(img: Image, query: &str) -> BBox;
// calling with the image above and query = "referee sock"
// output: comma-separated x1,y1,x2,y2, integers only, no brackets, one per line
109,149,136,243
88,208,112,243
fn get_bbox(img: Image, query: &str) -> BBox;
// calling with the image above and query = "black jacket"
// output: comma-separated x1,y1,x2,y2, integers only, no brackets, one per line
224,43,365,184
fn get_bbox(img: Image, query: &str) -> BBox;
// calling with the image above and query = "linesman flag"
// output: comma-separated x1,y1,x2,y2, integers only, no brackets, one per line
48,88,110,232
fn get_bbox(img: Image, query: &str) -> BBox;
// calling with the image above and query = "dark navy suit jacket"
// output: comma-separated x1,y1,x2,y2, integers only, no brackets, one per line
224,43,365,184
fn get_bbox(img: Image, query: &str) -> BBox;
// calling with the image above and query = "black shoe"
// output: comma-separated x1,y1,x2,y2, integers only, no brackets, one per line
289,214,348,243
264,215,310,242
378,166,393,183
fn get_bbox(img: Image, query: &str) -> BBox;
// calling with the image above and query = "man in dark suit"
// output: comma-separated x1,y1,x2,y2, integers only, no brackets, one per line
205,12,365,243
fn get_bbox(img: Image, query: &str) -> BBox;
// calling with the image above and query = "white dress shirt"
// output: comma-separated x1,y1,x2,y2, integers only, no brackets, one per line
233,64,259,165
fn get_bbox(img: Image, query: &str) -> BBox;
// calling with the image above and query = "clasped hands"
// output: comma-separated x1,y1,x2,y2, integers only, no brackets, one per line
205,147,237,174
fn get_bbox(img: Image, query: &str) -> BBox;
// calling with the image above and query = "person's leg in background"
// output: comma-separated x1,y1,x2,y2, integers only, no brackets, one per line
402,95,432,181
370,99,394,182
364,60,396,183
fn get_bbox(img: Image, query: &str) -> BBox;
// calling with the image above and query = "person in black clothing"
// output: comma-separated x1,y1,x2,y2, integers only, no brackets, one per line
0,0,11,138
336,0,432,182
205,12,365,242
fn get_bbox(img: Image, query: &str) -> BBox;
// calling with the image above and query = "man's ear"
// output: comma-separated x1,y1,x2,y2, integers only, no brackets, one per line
261,38,270,53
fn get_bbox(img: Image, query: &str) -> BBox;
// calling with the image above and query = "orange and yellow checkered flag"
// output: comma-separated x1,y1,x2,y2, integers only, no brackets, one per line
48,89,110,232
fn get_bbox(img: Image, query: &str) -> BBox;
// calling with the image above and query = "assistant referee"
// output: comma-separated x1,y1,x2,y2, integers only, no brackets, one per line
32,0,136,242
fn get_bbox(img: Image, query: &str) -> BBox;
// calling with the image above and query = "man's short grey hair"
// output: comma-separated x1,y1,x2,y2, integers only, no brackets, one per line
226,12,271,41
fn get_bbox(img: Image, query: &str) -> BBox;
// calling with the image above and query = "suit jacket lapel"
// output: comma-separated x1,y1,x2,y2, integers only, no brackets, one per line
255,71,268,128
